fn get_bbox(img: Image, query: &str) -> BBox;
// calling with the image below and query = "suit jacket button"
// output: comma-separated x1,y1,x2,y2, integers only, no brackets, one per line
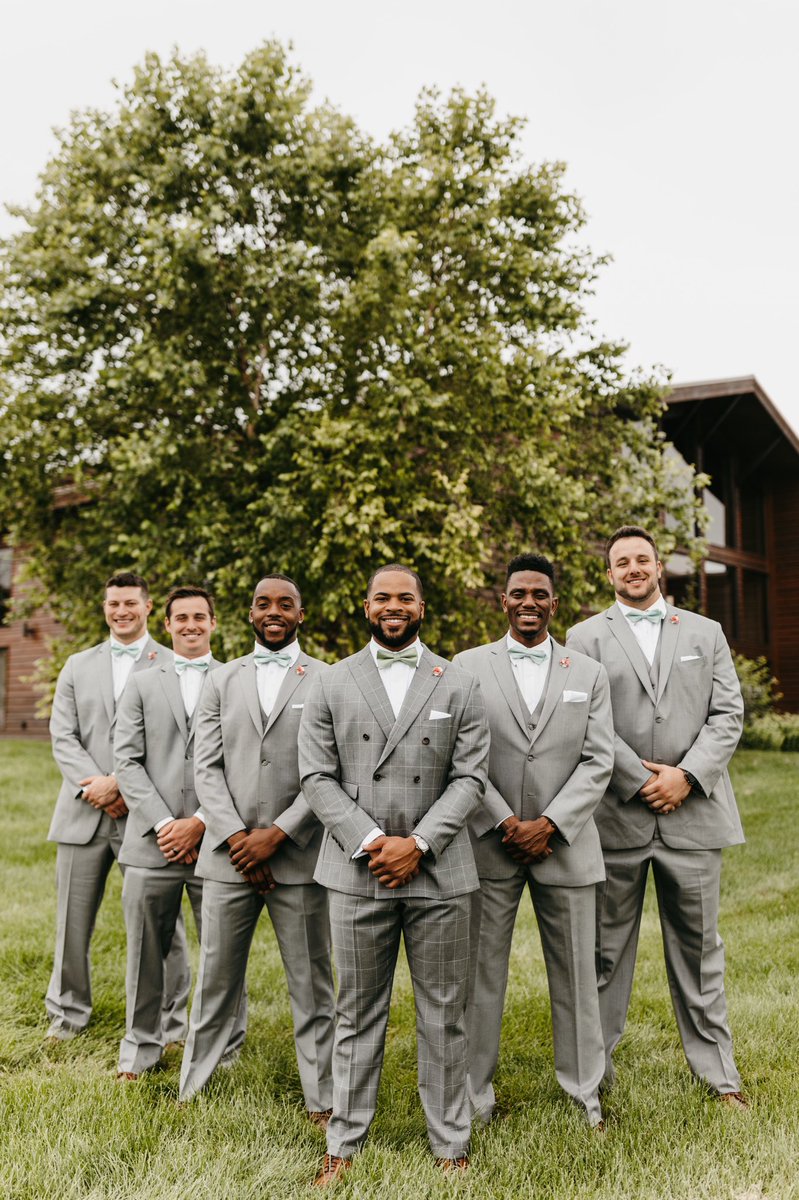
655,715,664,723
413,775,420,783
422,737,430,745
363,733,370,740
261,759,270,766
527,754,534,761
373,772,382,781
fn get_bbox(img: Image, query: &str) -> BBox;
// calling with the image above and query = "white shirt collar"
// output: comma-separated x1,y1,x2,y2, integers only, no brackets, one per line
616,596,667,619
505,632,552,659
173,651,212,667
369,637,421,665
252,639,300,664
109,632,149,657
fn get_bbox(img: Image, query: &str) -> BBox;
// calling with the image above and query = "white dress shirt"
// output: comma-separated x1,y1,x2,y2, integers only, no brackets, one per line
616,596,667,666
254,639,300,715
506,632,552,713
110,632,149,702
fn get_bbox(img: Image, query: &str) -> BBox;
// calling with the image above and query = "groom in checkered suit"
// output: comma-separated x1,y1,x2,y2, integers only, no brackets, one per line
299,564,489,1185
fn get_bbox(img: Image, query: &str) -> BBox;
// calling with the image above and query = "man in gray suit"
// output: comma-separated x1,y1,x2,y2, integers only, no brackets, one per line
454,553,613,1130
299,564,489,1185
46,572,189,1041
567,526,747,1107
114,585,244,1079
179,574,335,1122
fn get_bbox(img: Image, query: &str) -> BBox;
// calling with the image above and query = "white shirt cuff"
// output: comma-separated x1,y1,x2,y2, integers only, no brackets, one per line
352,826,385,860
154,817,174,833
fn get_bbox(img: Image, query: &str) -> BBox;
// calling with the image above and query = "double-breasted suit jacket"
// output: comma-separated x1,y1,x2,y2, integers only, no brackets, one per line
299,645,489,900
46,636,188,1040
453,636,613,1125
179,648,335,1109
566,602,745,1094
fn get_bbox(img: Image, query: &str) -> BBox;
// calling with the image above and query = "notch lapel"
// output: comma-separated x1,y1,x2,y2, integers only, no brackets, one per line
347,647,395,741
656,607,681,704
97,644,115,725
264,652,309,734
530,640,570,745
238,658,264,737
159,665,188,740
376,647,442,769
488,640,530,738
606,607,656,703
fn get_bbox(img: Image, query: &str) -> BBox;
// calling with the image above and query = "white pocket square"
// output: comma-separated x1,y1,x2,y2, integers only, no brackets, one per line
429,710,451,720
291,703,304,709
680,655,701,662
563,690,588,703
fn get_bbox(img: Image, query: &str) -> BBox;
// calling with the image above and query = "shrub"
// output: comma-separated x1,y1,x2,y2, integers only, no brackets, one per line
740,712,799,752
733,653,782,724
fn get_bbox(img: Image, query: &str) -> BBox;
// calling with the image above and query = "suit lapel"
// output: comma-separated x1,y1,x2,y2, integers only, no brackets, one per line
606,606,656,702
347,647,395,740
264,651,308,734
656,606,681,704
530,639,570,745
238,658,264,737
97,643,115,725
376,646,443,769
159,664,188,740
488,640,530,738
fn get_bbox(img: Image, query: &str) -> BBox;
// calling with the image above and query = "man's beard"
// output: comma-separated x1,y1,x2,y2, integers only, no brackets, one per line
254,625,297,651
367,616,423,650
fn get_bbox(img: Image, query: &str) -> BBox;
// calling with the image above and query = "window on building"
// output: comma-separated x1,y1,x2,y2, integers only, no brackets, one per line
704,560,736,638
0,648,7,730
0,546,12,628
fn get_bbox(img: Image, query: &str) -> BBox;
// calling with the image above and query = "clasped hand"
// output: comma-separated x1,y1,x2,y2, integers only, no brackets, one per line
501,814,555,864
367,836,422,889
639,761,691,814
157,816,205,865
79,774,127,819
228,827,287,894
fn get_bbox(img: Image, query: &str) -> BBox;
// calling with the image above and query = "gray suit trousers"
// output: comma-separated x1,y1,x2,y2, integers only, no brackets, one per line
467,875,604,1125
596,829,741,1092
180,879,334,1108
326,891,472,1161
46,812,190,1041
118,864,234,1074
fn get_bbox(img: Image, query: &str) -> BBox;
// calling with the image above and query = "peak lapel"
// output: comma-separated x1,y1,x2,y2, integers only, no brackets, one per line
376,647,442,769
159,665,188,740
656,607,681,704
606,608,656,703
530,641,569,745
347,648,395,740
264,653,308,734
489,641,530,738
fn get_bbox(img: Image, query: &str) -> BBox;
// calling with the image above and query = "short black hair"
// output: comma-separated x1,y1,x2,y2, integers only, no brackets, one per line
604,526,659,567
366,563,424,599
105,572,149,598
505,554,556,589
165,585,215,620
253,573,303,605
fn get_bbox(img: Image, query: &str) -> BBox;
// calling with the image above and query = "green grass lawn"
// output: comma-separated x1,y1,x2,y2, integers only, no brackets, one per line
1,740,797,1200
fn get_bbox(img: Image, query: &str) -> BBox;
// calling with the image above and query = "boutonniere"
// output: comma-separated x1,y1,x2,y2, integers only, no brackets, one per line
432,666,444,677
295,664,306,675
559,657,570,668
670,615,680,625
147,650,157,661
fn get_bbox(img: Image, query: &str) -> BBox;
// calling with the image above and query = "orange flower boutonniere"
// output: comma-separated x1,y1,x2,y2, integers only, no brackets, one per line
296,664,306,675
670,615,680,625
432,666,444,677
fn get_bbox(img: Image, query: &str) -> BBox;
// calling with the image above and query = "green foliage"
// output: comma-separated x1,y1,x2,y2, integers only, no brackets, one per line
733,653,783,725
740,712,799,752
0,43,705,665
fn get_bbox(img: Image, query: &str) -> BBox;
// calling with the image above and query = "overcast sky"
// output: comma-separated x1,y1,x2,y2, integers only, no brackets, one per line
3,0,797,432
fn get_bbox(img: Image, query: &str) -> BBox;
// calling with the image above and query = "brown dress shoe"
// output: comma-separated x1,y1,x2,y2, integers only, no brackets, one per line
308,1109,333,1131
718,1091,750,1110
435,1156,470,1173
116,1071,139,1082
313,1154,352,1187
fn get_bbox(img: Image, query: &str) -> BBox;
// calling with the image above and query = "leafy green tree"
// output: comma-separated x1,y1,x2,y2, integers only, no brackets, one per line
0,42,704,669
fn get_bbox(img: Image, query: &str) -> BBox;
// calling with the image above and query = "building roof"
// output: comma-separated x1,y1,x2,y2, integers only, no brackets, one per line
666,375,799,474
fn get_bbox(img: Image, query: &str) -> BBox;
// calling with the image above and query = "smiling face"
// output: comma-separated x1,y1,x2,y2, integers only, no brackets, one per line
502,570,558,646
607,536,663,609
165,596,216,659
364,569,425,650
249,578,304,650
103,586,152,644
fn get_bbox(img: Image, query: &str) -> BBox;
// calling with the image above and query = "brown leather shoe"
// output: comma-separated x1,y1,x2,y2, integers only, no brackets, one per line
435,1156,470,1174
313,1155,352,1187
308,1109,333,1131
116,1071,139,1082
718,1090,749,1110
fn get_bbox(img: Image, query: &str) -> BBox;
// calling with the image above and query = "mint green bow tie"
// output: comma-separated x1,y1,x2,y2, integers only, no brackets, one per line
254,649,292,668
626,609,665,625
508,645,548,664
376,646,419,669
111,644,140,659
175,660,209,675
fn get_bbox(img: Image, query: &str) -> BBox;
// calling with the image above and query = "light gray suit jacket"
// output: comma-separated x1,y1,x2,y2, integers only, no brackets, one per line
453,637,613,886
48,637,170,845
298,645,489,900
193,649,328,886
114,658,222,869
566,604,744,851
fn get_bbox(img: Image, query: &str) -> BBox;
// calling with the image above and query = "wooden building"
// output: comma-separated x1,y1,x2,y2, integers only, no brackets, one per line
2,374,798,735
663,376,799,712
